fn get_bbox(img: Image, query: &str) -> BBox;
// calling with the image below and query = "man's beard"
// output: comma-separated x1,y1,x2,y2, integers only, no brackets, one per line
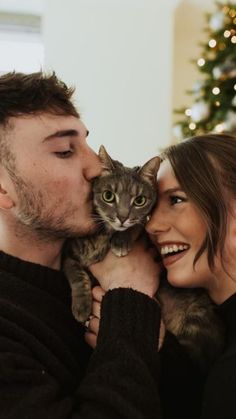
10,172,95,241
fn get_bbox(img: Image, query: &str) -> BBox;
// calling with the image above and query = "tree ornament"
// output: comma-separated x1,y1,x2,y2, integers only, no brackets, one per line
225,110,236,130
172,124,184,140
190,101,210,123
213,66,222,80
209,11,225,31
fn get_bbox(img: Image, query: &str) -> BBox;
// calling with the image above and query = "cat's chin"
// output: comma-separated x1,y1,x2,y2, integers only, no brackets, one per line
113,226,129,232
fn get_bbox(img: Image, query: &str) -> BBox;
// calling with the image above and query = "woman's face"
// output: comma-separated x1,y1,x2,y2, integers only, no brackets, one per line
146,158,236,304
146,159,216,290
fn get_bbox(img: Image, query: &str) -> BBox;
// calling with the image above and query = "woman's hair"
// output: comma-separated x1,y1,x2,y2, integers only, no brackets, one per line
161,133,236,270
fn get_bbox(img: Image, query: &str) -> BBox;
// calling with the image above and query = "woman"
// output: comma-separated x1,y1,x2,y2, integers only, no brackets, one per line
88,133,236,418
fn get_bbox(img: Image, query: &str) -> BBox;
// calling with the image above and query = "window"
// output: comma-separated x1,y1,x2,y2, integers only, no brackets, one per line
0,12,44,73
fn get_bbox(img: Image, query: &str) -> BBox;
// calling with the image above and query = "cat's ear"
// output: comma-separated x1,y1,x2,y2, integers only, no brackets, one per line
137,156,160,185
98,145,115,175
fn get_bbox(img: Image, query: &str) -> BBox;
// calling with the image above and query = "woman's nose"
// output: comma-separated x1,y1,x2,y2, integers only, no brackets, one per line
145,205,170,235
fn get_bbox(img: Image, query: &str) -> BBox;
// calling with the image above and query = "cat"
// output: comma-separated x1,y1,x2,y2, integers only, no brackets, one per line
63,145,160,322
157,274,224,372
63,146,224,372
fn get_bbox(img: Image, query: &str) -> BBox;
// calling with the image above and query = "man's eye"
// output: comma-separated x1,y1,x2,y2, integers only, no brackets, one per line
170,195,184,205
55,150,73,158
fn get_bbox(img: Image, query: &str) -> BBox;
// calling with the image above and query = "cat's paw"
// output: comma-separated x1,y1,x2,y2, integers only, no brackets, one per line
111,237,131,257
72,296,91,324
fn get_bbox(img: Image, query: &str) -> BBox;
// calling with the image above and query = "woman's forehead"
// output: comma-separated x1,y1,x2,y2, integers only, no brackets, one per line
157,160,175,182
157,160,180,191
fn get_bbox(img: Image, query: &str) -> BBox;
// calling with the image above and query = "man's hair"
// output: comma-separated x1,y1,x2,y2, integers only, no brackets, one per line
0,71,79,124
0,71,79,167
161,133,236,271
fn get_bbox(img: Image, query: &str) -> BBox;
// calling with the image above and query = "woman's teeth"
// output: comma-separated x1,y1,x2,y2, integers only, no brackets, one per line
160,244,189,256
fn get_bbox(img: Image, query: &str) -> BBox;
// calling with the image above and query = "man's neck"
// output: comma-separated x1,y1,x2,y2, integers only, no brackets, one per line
0,219,64,270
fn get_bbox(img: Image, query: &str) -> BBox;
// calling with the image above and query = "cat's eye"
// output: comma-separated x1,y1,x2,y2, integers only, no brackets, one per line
133,196,147,207
102,190,115,203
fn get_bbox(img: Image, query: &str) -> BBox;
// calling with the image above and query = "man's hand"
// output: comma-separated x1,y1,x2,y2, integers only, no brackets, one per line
89,240,161,298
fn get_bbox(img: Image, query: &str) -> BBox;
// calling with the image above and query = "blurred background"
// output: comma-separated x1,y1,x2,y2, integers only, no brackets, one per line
0,0,235,165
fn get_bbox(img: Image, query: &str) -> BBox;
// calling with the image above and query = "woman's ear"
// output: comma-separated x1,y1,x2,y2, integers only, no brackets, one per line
0,184,14,209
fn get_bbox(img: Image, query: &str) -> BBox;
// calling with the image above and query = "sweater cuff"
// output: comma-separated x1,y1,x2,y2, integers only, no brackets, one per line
98,288,161,353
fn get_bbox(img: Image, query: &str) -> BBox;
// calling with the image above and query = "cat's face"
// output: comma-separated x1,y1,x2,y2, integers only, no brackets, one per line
92,146,160,231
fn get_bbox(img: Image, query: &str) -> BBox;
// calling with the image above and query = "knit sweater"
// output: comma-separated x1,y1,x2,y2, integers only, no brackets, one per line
0,251,162,419
202,292,236,419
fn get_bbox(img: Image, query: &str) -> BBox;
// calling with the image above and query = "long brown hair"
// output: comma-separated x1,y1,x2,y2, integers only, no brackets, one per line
161,133,236,269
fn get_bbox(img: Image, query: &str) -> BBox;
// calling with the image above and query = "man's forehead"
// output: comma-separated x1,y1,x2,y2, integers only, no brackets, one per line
7,113,82,137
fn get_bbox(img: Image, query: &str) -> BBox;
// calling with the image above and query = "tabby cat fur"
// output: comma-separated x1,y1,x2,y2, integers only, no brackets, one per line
63,145,160,321
63,145,224,372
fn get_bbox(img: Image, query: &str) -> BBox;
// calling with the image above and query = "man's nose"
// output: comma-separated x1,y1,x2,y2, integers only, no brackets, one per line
84,147,102,180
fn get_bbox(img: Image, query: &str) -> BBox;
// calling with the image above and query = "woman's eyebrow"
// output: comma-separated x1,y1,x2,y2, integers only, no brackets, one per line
161,187,185,195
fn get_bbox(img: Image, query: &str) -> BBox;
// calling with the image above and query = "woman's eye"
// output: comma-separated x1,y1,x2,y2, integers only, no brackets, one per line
170,195,184,205
133,196,147,207
55,150,73,158
102,190,115,203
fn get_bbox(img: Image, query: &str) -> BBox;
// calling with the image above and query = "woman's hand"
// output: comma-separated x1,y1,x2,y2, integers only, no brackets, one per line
85,286,105,349
85,285,166,351
89,240,161,298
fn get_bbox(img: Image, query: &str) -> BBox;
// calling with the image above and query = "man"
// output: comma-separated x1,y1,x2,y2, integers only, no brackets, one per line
0,71,161,418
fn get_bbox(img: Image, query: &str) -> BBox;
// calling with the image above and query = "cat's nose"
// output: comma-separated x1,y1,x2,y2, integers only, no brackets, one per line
118,216,128,225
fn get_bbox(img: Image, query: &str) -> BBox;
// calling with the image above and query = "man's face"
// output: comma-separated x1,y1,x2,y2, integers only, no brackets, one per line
1,113,101,239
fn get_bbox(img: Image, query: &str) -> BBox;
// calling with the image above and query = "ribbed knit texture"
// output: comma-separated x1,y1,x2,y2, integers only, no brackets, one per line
0,251,163,419
202,292,236,419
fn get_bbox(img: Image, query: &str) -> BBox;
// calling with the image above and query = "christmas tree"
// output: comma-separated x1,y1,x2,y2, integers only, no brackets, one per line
173,1,236,141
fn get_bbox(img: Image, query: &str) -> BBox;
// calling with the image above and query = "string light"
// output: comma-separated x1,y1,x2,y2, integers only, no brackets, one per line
185,109,192,116
231,36,236,44
215,101,221,107
223,6,230,13
197,58,205,67
209,39,217,48
234,84,236,91
215,123,224,133
189,123,196,130
212,87,220,95
234,17,236,25
229,9,236,18
224,30,231,38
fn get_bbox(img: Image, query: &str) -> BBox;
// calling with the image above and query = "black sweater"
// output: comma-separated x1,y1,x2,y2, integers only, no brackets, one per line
202,293,236,419
0,251,162,419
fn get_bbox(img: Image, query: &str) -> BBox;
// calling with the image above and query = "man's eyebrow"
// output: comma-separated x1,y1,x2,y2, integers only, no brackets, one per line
44,129,89,141
44,129,78,141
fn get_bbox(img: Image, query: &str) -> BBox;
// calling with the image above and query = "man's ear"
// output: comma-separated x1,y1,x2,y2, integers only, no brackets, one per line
0,184,14,209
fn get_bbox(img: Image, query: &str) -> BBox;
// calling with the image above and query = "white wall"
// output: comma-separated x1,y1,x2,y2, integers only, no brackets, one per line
0,0,43,14
43,0,179,166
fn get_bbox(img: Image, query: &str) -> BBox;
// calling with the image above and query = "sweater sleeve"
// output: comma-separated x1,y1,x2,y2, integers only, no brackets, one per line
0,288,162,419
